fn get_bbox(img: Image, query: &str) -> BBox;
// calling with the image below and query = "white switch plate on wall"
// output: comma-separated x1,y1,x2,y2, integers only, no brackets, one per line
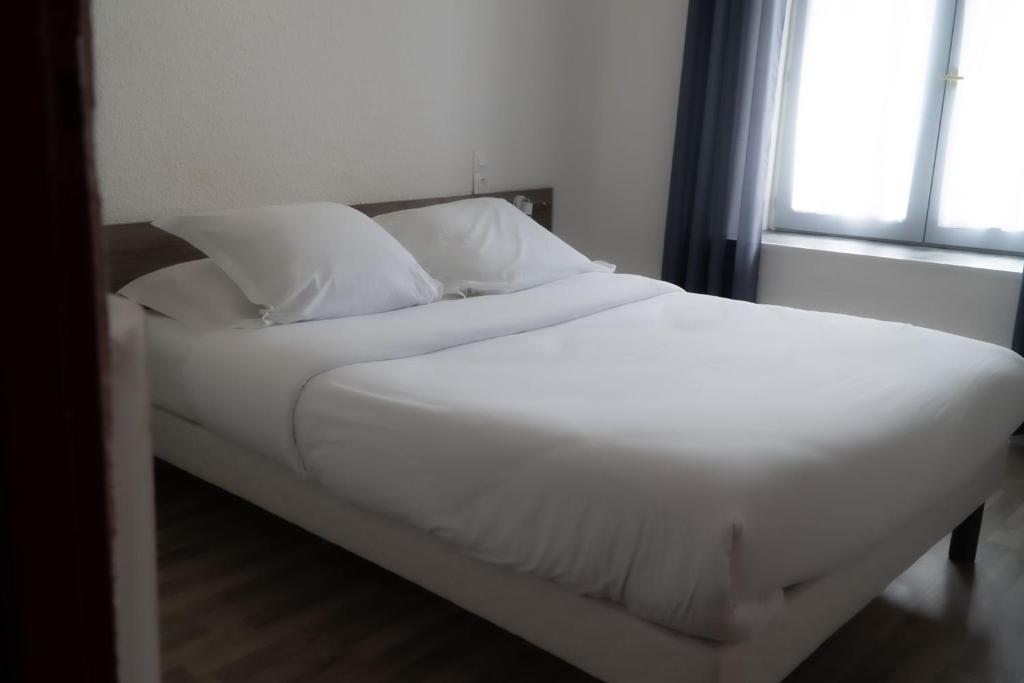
473,149,488,194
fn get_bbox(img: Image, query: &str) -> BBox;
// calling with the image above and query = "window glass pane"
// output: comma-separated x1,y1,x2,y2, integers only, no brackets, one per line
938,0,1024,232
790,0,937,222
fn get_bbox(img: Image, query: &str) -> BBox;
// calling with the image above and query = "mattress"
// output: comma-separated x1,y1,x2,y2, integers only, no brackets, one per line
145,313,205,420
142,272,1024,642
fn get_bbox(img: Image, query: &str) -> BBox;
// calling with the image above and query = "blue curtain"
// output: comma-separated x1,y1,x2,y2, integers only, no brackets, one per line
662,0,787,302
1015,278,1024,355
1015,277,1024,434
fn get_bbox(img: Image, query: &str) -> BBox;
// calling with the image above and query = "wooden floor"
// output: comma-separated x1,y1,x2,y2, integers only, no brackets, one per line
158,445,1024,682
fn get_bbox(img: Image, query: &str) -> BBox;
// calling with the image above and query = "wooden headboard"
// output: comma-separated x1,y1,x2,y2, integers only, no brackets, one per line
104,188,553,291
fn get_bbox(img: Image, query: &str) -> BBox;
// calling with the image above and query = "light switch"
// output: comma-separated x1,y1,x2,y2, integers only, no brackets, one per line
473,149,488,194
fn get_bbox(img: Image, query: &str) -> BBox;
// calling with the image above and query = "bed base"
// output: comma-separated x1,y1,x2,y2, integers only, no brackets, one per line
948,504,985,564
152,408,1006,683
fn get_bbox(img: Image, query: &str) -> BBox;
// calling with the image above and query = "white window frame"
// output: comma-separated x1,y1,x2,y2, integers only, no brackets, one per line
771,0,1024,256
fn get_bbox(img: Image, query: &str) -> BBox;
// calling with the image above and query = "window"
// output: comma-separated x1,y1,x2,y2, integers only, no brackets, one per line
773,0,1024,255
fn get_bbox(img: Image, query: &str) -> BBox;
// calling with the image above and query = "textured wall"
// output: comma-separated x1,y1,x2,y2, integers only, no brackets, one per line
580,0,688,277
92,0,602,243
92,0,694,275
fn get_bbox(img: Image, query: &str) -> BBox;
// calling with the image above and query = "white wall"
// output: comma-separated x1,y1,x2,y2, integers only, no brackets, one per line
92,0,603,243
92,0,688,275
759,243,1022,346
562,0,689,275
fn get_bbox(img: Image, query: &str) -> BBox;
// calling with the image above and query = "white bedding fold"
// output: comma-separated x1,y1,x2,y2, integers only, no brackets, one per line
167,272,1024,642
180,273,679,474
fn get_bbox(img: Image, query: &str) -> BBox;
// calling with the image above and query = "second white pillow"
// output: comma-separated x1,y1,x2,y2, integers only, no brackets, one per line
154,202,442,324
119,259,265,329
373,198,613,296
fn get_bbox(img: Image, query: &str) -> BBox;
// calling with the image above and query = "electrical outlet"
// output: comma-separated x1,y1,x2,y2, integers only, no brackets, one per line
474,171,489,194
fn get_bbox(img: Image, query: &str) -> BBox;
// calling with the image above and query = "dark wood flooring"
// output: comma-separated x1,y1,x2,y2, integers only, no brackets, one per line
158,444,1024,682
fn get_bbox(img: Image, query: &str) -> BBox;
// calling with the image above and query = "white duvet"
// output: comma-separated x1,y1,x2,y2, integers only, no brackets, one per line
164,273,1024,641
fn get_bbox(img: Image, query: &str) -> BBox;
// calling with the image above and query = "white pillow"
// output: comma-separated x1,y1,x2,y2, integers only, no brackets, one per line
119,259,266,329
153,202,442,324
373,198,614,296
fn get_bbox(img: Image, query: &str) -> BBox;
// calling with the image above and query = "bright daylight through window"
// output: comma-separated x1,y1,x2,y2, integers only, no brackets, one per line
774,0,1024,254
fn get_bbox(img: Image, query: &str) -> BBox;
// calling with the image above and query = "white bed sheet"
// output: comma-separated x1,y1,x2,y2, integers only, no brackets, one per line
144,314,206,421
146,273,1024,642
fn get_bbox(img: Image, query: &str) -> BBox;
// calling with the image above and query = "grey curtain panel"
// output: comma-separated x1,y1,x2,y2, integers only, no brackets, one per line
1015,277,1024,433
1016,277,1024,356
662,0,787,302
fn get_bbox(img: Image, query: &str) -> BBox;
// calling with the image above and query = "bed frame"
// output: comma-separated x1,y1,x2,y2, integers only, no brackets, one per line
105,187,994,683
151,410,1004,683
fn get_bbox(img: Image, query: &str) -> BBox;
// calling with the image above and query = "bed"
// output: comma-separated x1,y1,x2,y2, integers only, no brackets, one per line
107,188,1024,683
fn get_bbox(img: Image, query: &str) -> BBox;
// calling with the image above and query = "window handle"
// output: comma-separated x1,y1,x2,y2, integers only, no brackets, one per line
940,71,964,83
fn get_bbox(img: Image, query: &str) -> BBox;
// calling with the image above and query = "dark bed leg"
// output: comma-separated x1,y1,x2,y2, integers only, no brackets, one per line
949,504,984,564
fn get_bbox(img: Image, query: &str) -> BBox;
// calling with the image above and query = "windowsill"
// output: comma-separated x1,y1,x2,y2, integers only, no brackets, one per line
763,230,1024,275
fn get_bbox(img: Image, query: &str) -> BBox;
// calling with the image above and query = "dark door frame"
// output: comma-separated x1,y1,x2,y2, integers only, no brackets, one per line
2,0,117,681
